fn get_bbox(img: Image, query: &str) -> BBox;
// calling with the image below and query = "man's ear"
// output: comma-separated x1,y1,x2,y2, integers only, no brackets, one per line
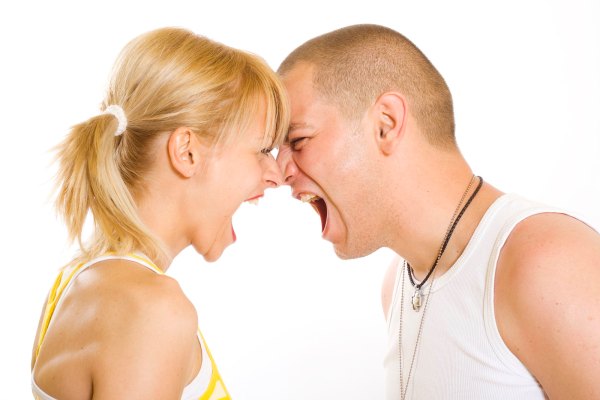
167,127,203,178
373,92,407,155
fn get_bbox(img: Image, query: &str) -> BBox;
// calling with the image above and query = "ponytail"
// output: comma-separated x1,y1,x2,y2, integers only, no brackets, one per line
54,113,166,264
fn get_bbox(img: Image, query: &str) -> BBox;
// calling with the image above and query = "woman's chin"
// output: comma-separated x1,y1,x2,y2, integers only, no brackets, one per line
202,253,221,263
200,247,224,263
192,223,236,262
199,239,235,263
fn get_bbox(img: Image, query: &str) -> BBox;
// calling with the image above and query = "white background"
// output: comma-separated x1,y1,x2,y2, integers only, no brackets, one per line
1,1,598,399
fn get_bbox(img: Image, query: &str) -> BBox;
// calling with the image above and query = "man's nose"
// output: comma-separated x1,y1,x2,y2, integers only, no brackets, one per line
276,144,297,185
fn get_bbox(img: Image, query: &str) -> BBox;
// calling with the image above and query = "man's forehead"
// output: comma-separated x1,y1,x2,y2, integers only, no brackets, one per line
289,122,312,132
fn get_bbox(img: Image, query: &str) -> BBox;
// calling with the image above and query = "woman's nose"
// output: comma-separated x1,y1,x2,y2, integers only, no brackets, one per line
262,153,283,188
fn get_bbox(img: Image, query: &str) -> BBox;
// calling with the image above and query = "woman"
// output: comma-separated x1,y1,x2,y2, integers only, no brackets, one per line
31,27,288,399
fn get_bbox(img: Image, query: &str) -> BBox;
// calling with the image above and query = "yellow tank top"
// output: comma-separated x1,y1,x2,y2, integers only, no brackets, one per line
32,253,231,400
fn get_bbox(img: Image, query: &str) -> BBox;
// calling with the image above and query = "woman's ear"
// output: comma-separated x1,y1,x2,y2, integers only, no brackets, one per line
373,92,407,155
167,127,203,178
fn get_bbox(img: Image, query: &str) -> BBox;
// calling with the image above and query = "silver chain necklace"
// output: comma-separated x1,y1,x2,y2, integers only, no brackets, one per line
398,260,436,400
408,175,477,312
398,175,483,398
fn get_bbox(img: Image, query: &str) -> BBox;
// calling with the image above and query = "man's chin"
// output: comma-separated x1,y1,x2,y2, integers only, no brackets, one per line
333,242,378,260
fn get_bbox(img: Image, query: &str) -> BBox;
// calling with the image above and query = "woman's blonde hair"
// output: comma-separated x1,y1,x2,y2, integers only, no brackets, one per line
55,27,289,264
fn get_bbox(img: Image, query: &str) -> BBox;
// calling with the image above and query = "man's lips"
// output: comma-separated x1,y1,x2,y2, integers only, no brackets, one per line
298,192,328,232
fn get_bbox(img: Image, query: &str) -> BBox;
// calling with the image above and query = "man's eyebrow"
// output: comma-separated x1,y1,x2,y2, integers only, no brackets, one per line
285,122,312,141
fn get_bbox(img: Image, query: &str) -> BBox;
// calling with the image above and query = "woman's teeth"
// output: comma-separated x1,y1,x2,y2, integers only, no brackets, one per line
246,198,261,205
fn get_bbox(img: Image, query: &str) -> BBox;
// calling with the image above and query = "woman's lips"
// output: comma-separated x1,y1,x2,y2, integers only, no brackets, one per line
245,194,264,205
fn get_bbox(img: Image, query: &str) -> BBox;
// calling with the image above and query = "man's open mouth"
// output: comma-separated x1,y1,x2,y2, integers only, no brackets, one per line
300,193,328,232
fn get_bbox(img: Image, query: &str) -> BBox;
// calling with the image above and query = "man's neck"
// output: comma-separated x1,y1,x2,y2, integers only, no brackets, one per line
397,181,504,279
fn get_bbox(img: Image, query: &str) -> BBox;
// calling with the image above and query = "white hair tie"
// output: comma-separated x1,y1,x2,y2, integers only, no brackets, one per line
103,105,128,136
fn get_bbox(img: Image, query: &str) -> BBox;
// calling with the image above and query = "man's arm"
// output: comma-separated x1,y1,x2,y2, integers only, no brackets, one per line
495,212,600,399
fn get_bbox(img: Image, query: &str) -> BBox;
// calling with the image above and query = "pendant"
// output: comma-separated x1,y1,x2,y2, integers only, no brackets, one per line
412,287,422,311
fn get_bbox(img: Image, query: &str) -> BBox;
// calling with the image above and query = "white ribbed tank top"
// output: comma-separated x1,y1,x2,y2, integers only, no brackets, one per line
384,193,564,399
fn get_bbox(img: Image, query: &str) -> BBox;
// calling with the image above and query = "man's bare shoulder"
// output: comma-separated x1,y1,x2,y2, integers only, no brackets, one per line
496,212,599,300
495,212,600,399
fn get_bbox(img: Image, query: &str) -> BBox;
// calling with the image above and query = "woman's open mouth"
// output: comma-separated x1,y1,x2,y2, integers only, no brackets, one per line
245,194,264,205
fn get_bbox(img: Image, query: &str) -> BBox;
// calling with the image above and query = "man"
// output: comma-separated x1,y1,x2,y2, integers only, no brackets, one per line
276,24,600,399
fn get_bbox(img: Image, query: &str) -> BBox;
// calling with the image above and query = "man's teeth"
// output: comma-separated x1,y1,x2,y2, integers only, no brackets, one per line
300,194,318,203
247,198,260,205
